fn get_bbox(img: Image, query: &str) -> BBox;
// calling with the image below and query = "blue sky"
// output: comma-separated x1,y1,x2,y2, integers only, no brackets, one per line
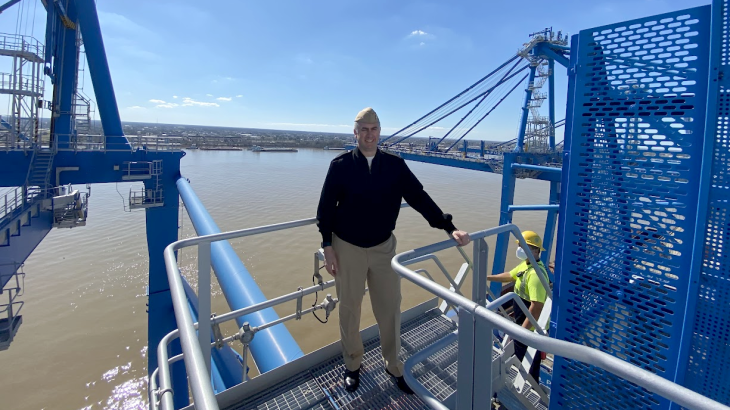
0,0,709,140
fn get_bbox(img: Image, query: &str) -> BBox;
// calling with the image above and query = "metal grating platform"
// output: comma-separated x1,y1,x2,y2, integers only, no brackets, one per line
225,309,457,410
495,367,548,410
311,309,457,410
552,4,719,410
227,372,333,410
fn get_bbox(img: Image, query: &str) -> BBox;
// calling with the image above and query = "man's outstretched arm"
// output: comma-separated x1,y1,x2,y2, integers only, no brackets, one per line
400,161,470,245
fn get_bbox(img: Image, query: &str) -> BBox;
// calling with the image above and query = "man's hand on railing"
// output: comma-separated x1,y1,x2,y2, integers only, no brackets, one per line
451,230,471,246
323,246,339,277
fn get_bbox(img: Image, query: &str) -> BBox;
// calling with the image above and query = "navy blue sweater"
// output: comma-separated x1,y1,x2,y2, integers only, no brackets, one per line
317,148,457,248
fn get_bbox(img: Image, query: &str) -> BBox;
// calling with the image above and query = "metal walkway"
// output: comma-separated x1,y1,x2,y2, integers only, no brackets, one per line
224,308,456,410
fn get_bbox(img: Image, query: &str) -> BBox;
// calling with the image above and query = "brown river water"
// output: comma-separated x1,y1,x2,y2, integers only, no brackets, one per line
0,148,552,409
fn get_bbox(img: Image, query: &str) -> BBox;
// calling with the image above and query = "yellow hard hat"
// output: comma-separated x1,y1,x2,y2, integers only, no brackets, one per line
516,230,545,251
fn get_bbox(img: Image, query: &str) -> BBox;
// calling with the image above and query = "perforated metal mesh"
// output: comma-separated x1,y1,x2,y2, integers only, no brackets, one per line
226,309,456,410
552,5,713,409
229,372,332,410
683,0,730,404
495,367,548,410
408,338,459,401
311,309,456,410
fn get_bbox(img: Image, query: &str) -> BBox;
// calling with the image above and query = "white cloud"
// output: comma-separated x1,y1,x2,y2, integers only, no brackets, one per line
406,29,436,47
182,97,219,107
149,99,166,104
172,95,178,99
216,97,232,101
236,95,243,98
206,94,214,97
127,106,145,109
156,103,178,108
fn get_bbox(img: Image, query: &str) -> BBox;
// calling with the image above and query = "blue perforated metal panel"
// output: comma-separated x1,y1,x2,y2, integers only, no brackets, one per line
682,0,730,405
551,5,713,410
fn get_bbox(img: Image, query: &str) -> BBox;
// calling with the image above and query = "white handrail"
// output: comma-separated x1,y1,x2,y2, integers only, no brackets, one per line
157,204,412,410
392,223,730,410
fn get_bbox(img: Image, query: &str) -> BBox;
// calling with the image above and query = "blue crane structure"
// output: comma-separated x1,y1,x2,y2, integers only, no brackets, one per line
1,0,729,410
0,0,301,408
371,28,569,298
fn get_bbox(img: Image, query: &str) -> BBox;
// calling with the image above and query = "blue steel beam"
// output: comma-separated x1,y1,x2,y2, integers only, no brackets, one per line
50,0,78,146
538,45,570,69
508,204,559,212
52,0,73,28
548,58,556,151
0,0,20,14
514,64,537,153
542,180,560,282
144,159,187,409
490,154,516,298
75,0,128,147
44,2,56,80
511,163,561,174
176,177,304,373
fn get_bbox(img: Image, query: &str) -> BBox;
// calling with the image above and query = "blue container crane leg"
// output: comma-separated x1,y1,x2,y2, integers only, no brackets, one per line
75,0,128,147
548,58,556,151
175,178,304,373
146,172,188,409
50,0,79,147
542,180,560,279
514,64,537,153
490,153,517,298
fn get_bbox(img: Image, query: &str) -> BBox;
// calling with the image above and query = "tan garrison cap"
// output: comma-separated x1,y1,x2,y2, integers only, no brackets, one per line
354,107,380,124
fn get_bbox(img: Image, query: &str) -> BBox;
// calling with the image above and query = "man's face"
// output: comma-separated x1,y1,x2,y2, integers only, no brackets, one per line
529,245,541,259
355,122,380,152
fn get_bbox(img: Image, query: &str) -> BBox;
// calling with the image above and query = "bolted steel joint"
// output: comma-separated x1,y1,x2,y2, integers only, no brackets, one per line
238,322,255,344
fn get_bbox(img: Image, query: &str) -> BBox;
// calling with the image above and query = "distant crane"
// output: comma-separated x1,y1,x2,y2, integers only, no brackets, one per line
373,28,570,296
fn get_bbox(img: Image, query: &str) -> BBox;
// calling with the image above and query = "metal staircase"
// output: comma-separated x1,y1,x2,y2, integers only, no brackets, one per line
74,92,93,136
25,148,54,195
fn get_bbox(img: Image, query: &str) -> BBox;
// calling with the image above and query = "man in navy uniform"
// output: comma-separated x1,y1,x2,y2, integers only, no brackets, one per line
317,107,470,393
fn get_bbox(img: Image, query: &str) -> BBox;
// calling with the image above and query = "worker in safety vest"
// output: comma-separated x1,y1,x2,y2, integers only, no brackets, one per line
488,230,549,384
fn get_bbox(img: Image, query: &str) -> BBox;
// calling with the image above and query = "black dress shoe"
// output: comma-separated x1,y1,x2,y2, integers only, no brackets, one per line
385,369,415,395
344,368,361,392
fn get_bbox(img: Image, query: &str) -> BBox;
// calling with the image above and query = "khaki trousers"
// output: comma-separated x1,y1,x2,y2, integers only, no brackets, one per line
333,234,404,376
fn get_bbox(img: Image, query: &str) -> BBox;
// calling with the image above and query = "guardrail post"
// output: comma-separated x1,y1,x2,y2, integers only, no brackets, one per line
457,308,476,410
456,307,494,410
472,238,488,306
198,242,212,373
473,311,494,406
